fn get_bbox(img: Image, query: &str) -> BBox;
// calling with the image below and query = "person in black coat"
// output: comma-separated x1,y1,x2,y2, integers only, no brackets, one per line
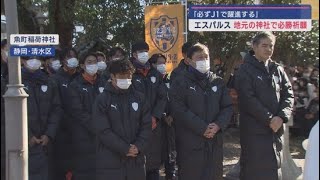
21,56,62,180
93,59,151,180
169,41,194,82
169,43,233,180
234,32,294,180
69,52,107,179
149,53,178,180
49,48,80,179
129,42,167,180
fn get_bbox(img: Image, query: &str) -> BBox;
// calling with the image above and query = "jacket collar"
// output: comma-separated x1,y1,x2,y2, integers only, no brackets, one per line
244,53,276,75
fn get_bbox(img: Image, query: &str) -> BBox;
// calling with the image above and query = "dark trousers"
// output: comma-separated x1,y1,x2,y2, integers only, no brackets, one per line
146,169,159,180
29,145,49,180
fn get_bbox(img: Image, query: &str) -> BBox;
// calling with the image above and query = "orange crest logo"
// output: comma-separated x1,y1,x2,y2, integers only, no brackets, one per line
150,15,179,53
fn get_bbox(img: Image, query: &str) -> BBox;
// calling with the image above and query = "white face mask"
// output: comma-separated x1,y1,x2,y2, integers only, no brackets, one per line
51,60,62,71
137,52,149,64
195,60,210,73
26,59,42,70
156,64,166,74
85,64,98,75
66,58,79,68
116,79,132,89
97,61,107,71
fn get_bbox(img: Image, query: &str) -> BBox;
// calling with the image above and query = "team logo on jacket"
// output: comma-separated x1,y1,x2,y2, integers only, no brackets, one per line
41,85,48,92
82,88,88,92
189,86,196,92
257,76,263,81
165,83,170,89
132,102,139,111
212,86,217,92
151,76,156,83
111,104,118,110
150,15,178,53
99,87,104,93
62,84,68,88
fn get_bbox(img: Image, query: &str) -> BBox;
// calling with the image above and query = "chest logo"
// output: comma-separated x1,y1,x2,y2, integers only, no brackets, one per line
257,76,263,81
136,79,142,83
132,102,139,111
62,84,68,88
151,76,156,83
82,88,88,92
212,86,217,92
111,104,118,110
99,87,104,93
189,86,196,92
41,85,48,93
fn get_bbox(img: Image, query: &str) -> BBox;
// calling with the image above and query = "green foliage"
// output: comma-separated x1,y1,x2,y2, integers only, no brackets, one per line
73,0,144,51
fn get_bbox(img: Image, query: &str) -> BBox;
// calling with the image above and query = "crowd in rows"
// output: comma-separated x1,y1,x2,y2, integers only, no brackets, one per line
0,31,318,180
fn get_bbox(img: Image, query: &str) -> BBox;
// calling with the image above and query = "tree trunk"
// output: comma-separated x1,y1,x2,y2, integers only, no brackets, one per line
49,0,75,48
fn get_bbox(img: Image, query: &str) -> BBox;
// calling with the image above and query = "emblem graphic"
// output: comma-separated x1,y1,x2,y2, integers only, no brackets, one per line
150,15,178,53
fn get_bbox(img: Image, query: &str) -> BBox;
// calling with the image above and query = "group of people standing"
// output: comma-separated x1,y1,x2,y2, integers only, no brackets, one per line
1,31,296,180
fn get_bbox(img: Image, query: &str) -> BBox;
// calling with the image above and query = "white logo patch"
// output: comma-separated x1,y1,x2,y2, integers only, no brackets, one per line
257,76,263,81
82,88,88,92
165,83,170,89
99,87,104,93
62,84,68,88
150,76,156,83
189,86,196,92
132,102,138,111
212,86,217,92
136,79,142,83
41,85,48,92
111,104,117,110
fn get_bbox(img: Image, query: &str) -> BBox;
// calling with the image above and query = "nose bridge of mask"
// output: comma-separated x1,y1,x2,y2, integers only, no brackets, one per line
117,78,132,89
67,58,79,67
52,60,61,66
27,59,41,69
138,52,149,62
97,61,107,70
86,64,98,74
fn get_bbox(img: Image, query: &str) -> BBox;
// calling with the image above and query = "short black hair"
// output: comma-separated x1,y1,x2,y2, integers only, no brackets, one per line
187,43,209,59
80,52,97,64
60,47,78,61
109,47,126,57
252,31,276,46
182,41,194,54
109,59,135,75
131,41,149,54
148,53,167,64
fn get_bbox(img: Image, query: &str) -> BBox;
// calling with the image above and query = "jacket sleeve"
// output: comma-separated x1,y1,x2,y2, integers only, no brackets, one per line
69,83,95,135
169,77,208,136
45,79,63,140
133,96,152,154
214,81,233,131
276,67,294,123
93,94,130,156
152,82,168,119
234,69,274,127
